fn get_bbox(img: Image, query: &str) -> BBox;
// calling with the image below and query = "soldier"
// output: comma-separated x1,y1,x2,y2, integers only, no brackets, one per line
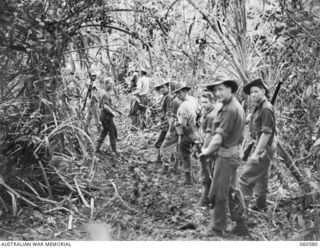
128,67,150,128
84,74,101,134
200,79,248,237
159,83,181,174
197,91,222,206
96,83,118,155
239,79,276,212
154,81,173,162
161,81,199,185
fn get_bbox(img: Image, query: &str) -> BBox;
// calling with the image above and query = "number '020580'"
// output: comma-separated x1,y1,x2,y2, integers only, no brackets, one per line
300,242,318,246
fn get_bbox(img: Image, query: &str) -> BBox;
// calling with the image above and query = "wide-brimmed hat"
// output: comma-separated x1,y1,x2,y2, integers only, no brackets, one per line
171,81,191,94
203,79,238,93
243,79,269,96
154,81,169,90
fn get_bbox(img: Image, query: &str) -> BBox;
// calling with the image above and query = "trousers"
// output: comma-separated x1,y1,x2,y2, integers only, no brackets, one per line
209,153,244,231
160,132,193,173
239,147,274,209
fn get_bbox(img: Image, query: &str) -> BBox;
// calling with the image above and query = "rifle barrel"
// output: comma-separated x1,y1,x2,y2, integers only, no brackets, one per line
271,81,283,105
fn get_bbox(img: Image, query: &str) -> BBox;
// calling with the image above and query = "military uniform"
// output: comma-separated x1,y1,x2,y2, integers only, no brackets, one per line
96,92,118,153
154,91,173,149
159,97,181,172
197,102,222,205
208,96,245,233
128,73,150,128
161,81,199,183
239,98,276,210
200,79,248,237
175,95,199,179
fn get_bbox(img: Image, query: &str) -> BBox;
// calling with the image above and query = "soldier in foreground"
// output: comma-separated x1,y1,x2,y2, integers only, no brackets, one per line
239,79,276,211
200,79,249,237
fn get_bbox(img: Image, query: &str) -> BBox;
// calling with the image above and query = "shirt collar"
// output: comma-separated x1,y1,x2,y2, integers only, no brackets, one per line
223,95,233,105
219,96,234,113
255,98,267,110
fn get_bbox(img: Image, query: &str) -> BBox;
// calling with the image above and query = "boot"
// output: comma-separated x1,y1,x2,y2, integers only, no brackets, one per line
156,149,162,162
110,141,118,154
198,183,211,206
230,219,250,237
252,195,267,212
183,172,192,185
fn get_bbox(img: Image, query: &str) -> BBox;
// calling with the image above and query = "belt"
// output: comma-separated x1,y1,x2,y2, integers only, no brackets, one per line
218,145,238,158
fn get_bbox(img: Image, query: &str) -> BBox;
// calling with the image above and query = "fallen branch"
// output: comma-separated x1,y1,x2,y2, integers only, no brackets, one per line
44,206,73,214
53,167,76,192
74,177,90,208
109,180,138,213
0,176,38,208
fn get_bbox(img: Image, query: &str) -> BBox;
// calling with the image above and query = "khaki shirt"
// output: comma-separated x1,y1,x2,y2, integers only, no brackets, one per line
213,96,245,148
177,95,199,128
134,76,150,96
249,99,276,147
176,95,200,140
160,93,173,119
200,102,223,146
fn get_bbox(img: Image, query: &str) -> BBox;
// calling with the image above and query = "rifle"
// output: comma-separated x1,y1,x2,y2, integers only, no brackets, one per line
103,103,125,116
242,81,283,161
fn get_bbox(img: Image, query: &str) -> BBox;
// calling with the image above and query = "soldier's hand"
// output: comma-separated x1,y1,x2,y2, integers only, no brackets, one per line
245,113,252,124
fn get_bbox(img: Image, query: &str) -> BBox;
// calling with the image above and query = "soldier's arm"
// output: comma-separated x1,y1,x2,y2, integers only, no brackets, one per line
202,115,215,148
201,108,237,156
201,133,222,156
251,108,274,158
103,104,116,117
252,133,271,157
202,133,213,148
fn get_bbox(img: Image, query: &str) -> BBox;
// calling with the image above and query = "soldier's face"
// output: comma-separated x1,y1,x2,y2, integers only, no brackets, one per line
214,84,232,102
201,97,211,110
176,90,186,100
160,85,168,94
250,86,265,103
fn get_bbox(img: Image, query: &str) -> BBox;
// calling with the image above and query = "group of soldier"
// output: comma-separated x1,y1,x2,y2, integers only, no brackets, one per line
85,69,277,238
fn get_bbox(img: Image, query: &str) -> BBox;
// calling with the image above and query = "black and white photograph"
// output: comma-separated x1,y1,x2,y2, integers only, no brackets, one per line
0,0,319,245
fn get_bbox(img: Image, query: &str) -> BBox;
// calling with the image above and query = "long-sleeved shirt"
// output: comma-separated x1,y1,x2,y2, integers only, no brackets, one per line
176,95,199,140
133,76,150,96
